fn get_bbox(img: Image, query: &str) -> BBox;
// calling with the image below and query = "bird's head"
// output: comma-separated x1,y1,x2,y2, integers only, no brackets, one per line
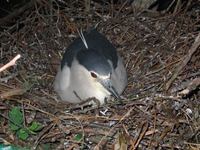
76,49,120,99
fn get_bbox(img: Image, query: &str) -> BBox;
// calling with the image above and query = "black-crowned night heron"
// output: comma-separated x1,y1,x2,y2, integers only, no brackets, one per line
54,28,127,105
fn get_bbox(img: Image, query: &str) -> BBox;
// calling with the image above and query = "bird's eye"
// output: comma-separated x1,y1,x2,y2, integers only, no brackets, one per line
90,72,97,78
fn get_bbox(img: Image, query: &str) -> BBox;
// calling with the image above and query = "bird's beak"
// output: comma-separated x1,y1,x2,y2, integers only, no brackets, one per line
100,78,121,99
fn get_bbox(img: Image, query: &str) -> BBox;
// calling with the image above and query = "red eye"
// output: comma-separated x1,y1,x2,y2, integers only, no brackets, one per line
90,72,97,78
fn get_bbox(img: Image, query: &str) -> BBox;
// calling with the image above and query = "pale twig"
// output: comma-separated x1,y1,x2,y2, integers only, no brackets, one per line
178,77,200,97
0,54,21,73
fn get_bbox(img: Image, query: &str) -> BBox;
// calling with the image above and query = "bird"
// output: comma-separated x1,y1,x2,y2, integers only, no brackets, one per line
54,28,127,105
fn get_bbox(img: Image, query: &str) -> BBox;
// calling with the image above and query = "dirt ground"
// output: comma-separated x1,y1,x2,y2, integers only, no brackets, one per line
0,0,199,149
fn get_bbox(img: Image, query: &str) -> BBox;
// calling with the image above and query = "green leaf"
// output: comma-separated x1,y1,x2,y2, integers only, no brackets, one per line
74,133,83,141
8,107,23,131
9,123,19,131
17,128,29,140
28,121,43,132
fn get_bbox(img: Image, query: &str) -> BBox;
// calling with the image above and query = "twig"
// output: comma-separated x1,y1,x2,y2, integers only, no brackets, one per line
0,73,17,82
0,0,35,26
155,94,181,101
132,122,148,150
0,88,26,99
33,123,54,150
165,33,200,90
94,107,134,149
0,54,21,73
178,77,200,97
146,59,180,76
115,0,129,18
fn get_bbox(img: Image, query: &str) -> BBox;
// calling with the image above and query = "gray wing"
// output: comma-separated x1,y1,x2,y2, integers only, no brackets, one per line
111,54,127,95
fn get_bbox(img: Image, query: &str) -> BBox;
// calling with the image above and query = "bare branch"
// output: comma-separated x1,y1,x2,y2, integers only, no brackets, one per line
0,54,21,73
165,33,200,90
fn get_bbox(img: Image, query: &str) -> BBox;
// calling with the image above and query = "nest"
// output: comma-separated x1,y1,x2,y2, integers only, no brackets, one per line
0,0,199,149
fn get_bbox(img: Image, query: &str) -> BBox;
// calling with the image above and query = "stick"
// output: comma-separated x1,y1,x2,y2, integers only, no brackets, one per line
0,54,21,73
165,33,200,90
178,77,200,97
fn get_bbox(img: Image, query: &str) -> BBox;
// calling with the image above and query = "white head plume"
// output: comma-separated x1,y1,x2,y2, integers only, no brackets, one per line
77,29,88,49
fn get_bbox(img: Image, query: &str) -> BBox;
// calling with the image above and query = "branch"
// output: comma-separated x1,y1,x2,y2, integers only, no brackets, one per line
0,54,21,73
165,33,200,90
178,77,200,97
